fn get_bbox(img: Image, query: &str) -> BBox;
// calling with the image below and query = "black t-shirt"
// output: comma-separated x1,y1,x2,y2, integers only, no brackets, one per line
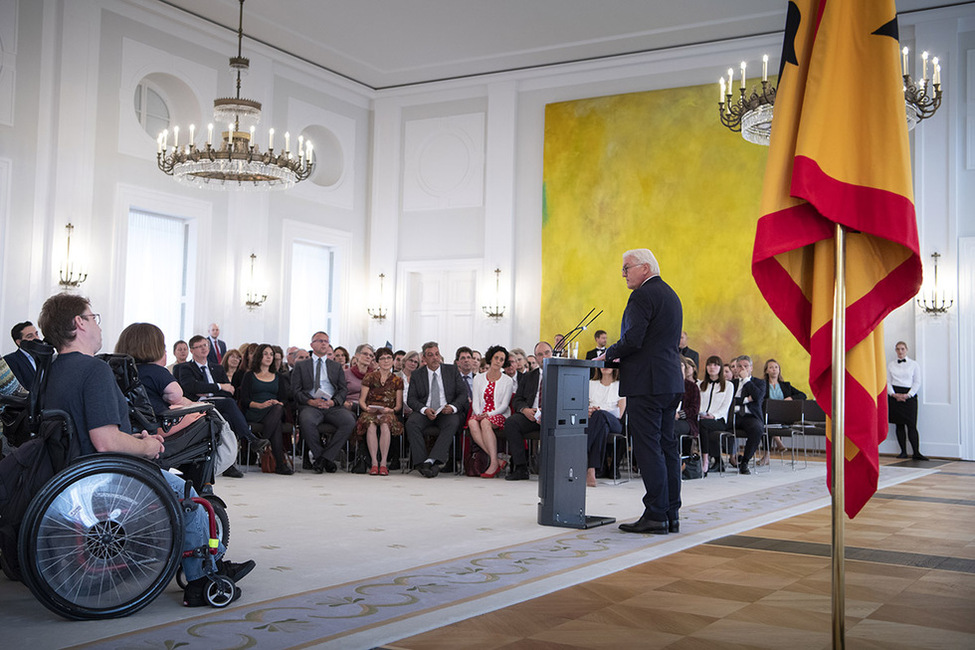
46,351,131,455
137,362,178,414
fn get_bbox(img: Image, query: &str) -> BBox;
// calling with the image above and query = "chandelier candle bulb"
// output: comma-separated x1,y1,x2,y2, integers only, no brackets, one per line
157,134,162,154
162,129,167,151
268,128,274,150
728,68,734,96
250,126,255,149
902,47,909,75
285,132,290,153
306,141,312,164
740,61,746,88
207,123,213,146
173,126,179,149
922,51,929,81
189,124,195,147
719,77,726,103
762,54,768,82
934,60,940,86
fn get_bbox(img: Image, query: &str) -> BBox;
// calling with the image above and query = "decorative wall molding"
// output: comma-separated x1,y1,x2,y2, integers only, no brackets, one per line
957,237,975,460
286,97,357,209
0,0,17,126
403,113,485,211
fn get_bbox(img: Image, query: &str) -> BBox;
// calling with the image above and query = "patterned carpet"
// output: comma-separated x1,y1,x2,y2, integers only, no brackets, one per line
59,464,931,650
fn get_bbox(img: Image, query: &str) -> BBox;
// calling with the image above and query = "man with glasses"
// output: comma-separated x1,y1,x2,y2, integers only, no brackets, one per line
598,248,684,535
292,331,355,473
175,335,267,477
38,293,255,606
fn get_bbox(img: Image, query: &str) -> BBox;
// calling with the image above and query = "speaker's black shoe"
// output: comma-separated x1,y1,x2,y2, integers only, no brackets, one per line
896,452,909,459
619,516,668,534
669,520,680,533
912,454,929,461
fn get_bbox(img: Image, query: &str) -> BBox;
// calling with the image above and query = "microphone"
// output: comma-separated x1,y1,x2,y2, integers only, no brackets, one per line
554,308,603,356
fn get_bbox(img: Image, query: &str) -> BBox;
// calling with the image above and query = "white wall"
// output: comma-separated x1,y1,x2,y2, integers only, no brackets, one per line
0,0,970,457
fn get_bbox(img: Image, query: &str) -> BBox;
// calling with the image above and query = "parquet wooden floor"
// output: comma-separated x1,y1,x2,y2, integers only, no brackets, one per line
383,459,975,649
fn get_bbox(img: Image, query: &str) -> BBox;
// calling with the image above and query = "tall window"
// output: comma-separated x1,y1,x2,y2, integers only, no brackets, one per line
289,241,334,347
133,80,170,138
124,210,193,351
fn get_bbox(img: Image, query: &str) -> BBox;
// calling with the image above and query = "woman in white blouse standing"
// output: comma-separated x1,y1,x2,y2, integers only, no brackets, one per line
587,366,626,487
698,355,735,474
887,340,927,460
469,345,515,478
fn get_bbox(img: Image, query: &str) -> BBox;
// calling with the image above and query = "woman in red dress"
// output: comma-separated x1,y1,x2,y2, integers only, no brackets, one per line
468,345,514,478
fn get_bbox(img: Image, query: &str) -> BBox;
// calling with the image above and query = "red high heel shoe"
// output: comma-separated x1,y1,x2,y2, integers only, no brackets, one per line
480,466,501,478
379,466,389,476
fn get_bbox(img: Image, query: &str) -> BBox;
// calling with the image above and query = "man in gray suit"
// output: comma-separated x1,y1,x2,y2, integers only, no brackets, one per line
405,341,469,477
292,331,355,473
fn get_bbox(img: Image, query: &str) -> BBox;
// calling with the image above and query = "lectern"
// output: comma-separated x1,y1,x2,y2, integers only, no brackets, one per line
537,357,616,529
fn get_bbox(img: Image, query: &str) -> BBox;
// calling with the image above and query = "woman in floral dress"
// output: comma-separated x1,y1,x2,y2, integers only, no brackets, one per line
356,347,403,475
468,345,514,478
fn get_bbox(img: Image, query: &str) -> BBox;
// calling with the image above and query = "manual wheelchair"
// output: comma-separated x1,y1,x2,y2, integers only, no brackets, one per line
0,341,236,620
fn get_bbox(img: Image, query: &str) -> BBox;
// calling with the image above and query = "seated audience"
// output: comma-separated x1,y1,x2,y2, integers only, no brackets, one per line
272,345,287,374
332,346,350,368
114,322,205,438
587,365,625,487
405,341,469,478
222,348,244,385
344,344,375,411
504,341,554,480
468,345,514,478
763,358,806,452
167,339,189,373
232,343,255,389
698,355,735,473
393,350,406,373
4,320,40,387
526,355,539,371
678,331,700,370
675,356,701,460
291,331,355,474
733,355,766,474
397,350,420,415
238,343,292,475
455,346,477,400
356,347,404,475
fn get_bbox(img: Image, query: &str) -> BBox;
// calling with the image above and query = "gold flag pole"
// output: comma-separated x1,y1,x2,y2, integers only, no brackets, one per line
831,223,847,648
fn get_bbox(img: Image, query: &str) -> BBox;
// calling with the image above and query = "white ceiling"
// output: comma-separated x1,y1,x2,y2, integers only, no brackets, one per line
159,0,966,90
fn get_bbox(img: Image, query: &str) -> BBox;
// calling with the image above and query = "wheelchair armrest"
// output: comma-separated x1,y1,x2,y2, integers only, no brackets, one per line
0,392,28,408
159,403,213,425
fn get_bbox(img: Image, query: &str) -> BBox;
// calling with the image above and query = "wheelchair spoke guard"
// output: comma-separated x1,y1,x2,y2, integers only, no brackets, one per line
19,454,183,620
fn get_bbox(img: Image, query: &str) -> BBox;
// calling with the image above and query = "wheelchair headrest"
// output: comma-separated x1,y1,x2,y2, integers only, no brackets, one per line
95,353,160,432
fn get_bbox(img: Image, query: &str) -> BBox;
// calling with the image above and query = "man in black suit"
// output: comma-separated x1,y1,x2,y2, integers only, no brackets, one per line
678,331,699,370
585,330,608,360
503,341,554,480
3,320,40,387
732,355,766,475
206,323,227,366
291,331,355,473
600,248,684,535
405,341,469,477
175,334,266,476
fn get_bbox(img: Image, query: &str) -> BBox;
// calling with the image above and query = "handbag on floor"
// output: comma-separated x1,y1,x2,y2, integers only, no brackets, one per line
260,445,276,473
682,453,703,480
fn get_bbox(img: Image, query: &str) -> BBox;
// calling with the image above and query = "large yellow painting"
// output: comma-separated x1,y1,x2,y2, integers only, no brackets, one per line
542,81,811,391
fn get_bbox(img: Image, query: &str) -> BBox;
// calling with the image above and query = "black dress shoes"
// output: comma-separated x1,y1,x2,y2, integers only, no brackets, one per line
669,520,680,533
417,461,436,478
739,462,751,475
322,457,338,473
896,452,909,459
912,453,929,461
619,516,669,534
505,466,529,481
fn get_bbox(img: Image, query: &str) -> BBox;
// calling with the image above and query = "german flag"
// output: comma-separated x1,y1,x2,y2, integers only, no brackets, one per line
753,0,921,517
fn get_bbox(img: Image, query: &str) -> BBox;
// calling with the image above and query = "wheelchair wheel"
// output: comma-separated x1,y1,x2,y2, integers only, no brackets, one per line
205,575,236,608
18,454,183,620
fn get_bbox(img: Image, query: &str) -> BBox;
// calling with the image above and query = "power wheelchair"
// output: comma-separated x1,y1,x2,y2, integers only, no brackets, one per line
0,341,236,619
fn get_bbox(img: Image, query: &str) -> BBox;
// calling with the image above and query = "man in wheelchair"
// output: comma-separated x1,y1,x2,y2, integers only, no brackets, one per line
37,293,256,607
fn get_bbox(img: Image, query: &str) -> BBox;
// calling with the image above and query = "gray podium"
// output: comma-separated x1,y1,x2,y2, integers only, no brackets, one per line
537,357,616,529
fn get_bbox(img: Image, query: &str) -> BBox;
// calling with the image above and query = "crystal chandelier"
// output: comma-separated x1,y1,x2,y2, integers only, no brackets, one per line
156,0,313,190
718,47,943,146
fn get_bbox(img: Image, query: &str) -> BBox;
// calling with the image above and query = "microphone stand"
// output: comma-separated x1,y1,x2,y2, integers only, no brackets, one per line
553,308,602,357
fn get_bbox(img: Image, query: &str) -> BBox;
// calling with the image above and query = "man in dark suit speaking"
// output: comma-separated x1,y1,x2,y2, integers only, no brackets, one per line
405,341,469,477
599,248,684,535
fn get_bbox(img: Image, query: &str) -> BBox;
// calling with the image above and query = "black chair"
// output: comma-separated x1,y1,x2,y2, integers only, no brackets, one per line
764,399,805,469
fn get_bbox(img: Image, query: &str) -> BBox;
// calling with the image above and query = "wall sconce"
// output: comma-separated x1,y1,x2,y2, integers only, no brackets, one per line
482,268,506,322
916,252,953,316
244,253,267,310
367,273,388,322
58,223,88,289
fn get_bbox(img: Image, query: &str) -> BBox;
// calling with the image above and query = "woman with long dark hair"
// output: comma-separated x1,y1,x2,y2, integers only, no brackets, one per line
238,343,292,475
698,355,735,474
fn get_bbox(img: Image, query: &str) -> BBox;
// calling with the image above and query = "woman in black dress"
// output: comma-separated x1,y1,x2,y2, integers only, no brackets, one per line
238,343,292,474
